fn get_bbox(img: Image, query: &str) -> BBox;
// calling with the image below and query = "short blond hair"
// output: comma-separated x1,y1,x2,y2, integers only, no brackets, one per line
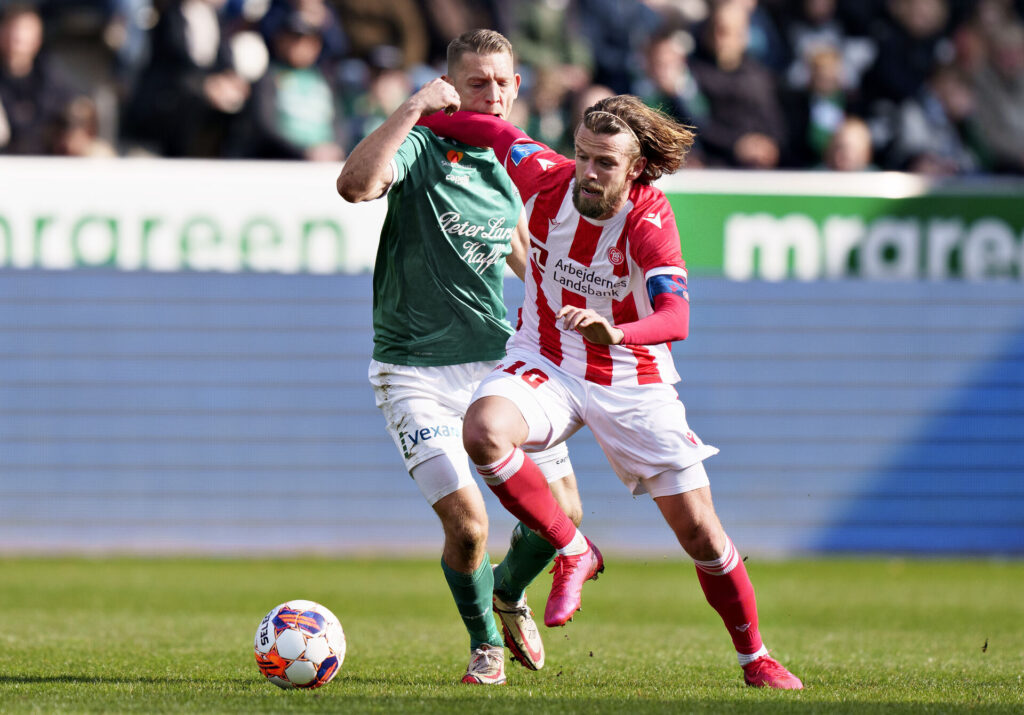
447,29,514,74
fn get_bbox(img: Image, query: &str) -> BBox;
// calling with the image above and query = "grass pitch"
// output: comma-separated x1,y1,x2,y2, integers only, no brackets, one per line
0,556,1021,713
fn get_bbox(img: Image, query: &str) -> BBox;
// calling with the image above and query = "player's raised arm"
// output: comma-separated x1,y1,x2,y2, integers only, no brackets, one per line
336,78,460,203
418,111,532,167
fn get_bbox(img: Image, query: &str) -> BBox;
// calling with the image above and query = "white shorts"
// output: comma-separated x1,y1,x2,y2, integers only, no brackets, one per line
369,359,573,505
474,349,719,498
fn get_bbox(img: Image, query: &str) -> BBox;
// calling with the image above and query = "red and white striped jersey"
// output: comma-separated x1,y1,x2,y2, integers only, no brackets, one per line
504,142,688,386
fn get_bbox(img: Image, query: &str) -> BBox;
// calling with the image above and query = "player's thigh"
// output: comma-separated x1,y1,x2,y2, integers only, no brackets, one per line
474,352,582,451
368,360,490,495
586,383,719,495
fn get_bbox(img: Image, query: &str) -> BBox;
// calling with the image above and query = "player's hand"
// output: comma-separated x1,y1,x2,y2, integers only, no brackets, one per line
555,306,624,345
410,78,461,117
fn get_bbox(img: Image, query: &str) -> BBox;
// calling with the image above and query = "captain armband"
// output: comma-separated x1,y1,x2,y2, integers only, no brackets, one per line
646,271,690,308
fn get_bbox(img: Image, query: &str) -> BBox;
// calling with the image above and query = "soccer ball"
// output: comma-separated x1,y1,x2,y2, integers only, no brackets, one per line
254,600,346,689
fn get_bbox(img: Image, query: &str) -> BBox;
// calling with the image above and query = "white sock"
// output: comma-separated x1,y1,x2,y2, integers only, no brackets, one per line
737,645,769,666
555,530,587,556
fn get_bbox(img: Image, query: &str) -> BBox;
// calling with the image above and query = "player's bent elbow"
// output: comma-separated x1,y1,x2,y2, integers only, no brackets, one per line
336,170,380,203
335,173,363,203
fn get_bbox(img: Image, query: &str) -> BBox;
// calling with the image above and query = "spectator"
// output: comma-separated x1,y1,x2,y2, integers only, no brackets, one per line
49,95,118,156
566,80,614,133
689,0,787,167
420,0,506,66
346,61,412,145
509,0,593,96
635,28,707,126
122,0,252,156
783,0,876,91
720,0,789,72
103,0,155,87
634,28,708,164
232,12,346,160
971,21,1024,173
782,44,864,167
576,0,664,93
834,0,889,37
861,0,952,104
951,0,1020,75
333,0,429,70
258,0,348,68
889,63,989,174
821,115,875,170
0,3,79,155
522,64,573,155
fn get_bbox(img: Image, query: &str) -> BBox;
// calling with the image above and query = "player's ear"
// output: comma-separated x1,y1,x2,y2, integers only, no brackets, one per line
441,74,454,87
513,73,522,97
627,156,647,182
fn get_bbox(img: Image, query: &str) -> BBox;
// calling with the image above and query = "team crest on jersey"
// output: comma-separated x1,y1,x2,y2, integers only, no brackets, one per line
509,143,543,165
446,150,464,163
607,247,625,265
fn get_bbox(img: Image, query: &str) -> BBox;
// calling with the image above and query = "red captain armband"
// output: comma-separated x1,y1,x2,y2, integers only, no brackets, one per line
617,291,690,345
417,111,532,166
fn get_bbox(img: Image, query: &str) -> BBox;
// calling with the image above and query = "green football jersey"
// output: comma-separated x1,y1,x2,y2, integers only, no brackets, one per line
372,126,521,366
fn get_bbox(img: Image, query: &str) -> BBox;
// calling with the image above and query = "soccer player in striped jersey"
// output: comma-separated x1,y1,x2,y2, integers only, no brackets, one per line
336,30,585,685
419,95,803,689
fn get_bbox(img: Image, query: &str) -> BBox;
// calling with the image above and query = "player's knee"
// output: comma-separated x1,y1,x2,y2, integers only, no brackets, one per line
463,400,514,464
677,519,727,561
443,513,489,555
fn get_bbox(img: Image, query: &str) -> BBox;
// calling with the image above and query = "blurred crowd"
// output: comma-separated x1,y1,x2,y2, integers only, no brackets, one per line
2,0,1024,174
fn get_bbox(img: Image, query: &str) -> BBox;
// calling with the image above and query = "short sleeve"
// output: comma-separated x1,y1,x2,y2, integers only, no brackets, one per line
627,192,686,275
390,127,431,188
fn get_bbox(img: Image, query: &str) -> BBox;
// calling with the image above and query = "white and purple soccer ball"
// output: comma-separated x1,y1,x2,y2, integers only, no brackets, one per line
254,600,346,689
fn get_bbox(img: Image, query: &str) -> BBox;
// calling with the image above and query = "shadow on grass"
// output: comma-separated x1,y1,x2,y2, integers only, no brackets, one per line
0,675,253,686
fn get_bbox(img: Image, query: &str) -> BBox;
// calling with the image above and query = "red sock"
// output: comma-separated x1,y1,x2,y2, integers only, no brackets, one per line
694,537,764,656
475,447,576,550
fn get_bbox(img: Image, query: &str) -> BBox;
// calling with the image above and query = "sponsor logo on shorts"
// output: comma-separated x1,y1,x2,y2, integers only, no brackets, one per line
684,430,698,446
398,424,461,458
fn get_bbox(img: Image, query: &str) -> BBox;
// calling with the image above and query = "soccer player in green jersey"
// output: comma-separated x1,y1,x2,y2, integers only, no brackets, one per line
336,30,584,685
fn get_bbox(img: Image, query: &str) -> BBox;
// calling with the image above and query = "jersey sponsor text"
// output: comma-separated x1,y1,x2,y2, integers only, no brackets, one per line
552,257,629,298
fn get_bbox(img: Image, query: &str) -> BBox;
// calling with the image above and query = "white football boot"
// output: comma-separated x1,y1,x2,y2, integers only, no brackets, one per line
492,593,545,670
461,643,506,685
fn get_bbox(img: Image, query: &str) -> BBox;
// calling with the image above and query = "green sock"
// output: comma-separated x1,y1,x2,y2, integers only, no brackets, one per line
440,556,503,650
493,521,557,603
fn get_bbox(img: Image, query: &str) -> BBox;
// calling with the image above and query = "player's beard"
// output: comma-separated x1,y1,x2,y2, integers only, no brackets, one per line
572,178,625,219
